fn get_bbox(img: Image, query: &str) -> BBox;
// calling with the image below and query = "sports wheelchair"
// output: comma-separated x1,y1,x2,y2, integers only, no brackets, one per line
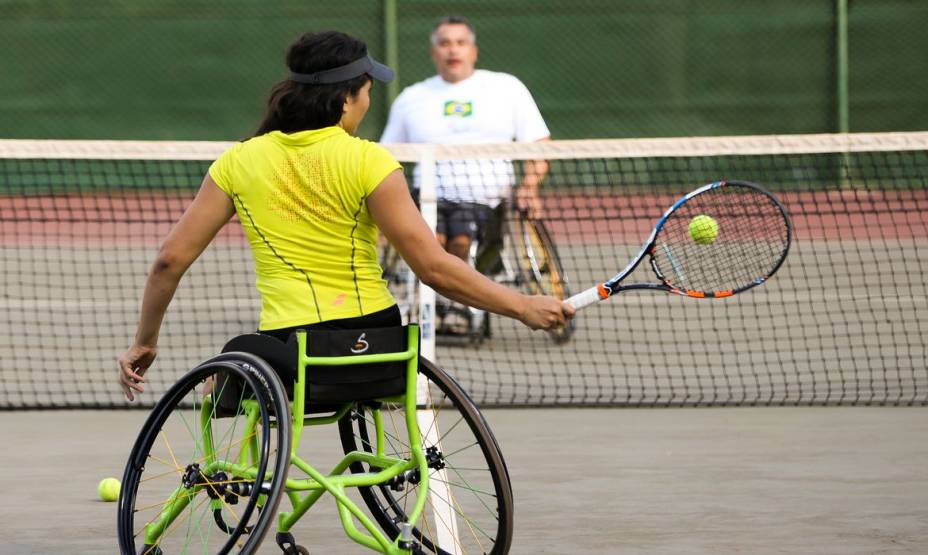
117,325,512,554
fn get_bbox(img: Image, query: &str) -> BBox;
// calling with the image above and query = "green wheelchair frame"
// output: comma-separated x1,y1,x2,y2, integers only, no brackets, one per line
276,325,427,553
118,324,513,555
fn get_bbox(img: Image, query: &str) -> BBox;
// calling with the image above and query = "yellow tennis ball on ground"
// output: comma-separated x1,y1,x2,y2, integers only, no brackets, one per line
689,214,719,245
98,477,121,502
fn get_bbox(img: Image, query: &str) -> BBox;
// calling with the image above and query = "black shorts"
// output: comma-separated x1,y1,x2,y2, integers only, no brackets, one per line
436,201,494,240
258,304,402,342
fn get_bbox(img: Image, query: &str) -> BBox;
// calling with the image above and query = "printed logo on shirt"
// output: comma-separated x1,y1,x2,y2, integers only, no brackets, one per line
443,100,473,117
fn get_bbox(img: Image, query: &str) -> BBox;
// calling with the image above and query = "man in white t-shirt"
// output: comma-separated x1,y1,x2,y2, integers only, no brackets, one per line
380,15,550,263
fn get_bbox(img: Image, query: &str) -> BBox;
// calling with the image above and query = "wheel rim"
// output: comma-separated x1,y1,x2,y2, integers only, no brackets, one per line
519,219,566,299
119,359,290,554
513,216,575,343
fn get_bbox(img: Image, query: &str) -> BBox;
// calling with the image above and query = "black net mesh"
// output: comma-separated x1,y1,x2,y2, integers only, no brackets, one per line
1,136,925,408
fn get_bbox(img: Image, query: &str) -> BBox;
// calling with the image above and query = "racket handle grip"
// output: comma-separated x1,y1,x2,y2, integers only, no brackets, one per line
566,285,607,311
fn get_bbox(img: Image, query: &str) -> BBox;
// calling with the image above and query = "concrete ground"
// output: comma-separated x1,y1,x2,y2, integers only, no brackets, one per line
1,407,926,554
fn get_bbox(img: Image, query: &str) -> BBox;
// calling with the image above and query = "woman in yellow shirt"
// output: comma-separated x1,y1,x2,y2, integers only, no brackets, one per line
118,30,573,400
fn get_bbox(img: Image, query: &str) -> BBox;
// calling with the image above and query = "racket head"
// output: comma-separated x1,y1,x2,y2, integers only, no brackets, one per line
643,180,792,297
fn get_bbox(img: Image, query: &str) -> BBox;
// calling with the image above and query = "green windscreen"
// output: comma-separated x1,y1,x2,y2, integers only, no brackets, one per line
1,0,925,140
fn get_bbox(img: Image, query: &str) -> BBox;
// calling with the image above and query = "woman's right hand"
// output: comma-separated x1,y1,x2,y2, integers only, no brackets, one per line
118,344,158,401
518,295,575,331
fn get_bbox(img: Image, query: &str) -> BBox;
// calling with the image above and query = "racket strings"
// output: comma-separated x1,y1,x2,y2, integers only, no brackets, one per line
653,187,789,294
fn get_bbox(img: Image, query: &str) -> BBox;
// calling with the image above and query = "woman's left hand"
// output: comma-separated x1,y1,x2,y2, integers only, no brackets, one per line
118,344,157,401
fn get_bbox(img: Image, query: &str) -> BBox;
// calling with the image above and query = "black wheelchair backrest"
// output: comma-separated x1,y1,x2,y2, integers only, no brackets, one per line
221,326,412,404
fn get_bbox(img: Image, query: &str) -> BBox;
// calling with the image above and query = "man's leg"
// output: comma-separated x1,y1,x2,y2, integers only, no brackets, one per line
435,203,480,333
444,203,479,261
435,202,449,250
446,233,472,260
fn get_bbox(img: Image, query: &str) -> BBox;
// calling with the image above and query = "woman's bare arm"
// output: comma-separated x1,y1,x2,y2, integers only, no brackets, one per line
117,175,235,400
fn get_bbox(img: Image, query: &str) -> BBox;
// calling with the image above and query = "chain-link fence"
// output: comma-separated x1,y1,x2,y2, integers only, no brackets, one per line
1,1,926,141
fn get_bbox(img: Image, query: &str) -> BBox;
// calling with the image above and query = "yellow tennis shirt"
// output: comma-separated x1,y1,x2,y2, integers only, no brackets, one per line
209,126,401,330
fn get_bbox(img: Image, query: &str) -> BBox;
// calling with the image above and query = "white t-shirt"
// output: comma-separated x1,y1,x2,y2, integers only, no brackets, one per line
380,70,549,206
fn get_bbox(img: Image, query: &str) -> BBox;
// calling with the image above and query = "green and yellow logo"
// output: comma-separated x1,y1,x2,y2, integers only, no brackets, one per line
443,100,473,117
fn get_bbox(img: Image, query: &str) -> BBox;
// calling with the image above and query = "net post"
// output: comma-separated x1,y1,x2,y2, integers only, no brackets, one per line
416,145,437,364
413,145,461,552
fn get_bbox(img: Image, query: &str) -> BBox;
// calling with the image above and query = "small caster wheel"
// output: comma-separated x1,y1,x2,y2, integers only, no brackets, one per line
277,531,309,554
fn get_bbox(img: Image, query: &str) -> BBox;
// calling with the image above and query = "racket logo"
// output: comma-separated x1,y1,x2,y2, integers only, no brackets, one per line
350,333,370,354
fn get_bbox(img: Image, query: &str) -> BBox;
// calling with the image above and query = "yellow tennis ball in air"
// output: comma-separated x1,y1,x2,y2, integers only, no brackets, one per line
98,477,121,502
689,214,719,245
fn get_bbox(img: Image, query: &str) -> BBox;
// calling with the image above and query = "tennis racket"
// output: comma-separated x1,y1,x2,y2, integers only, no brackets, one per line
566,180,791,310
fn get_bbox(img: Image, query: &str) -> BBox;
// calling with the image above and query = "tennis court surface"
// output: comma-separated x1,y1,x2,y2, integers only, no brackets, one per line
1,407,925,554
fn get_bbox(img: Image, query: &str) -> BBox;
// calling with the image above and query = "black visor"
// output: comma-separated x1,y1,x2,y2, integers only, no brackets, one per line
290,54,394,85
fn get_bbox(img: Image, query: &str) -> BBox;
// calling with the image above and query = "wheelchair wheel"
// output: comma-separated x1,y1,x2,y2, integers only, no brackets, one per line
118,353,292,555
338,358,513,555
509,212,575,343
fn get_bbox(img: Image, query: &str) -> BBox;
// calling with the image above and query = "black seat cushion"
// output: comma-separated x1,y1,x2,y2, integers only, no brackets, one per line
220,326,410,405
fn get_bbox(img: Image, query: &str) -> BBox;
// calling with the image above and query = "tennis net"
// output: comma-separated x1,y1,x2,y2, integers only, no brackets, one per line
1,133,926,409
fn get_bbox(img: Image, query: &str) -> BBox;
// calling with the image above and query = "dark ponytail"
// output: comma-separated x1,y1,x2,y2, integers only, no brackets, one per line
255,31,371,136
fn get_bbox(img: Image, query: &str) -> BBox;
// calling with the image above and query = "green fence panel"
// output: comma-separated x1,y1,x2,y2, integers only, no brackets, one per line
0,1,925,140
